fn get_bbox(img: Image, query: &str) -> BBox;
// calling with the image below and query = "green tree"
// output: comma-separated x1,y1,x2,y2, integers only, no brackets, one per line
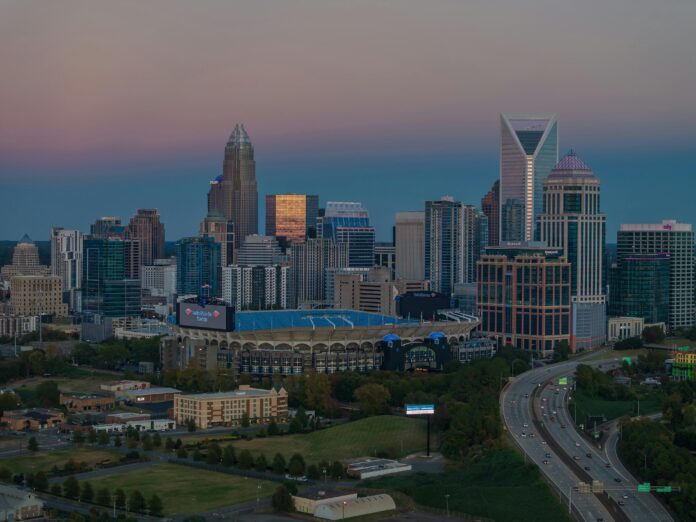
148,494,163,516
222,445,236,466
128,490,146,512
0,391,21,413
87,428,97,444
306,464,320,480
193,449,203,461
0,467,11,481
27,436,39,452
304,372,331,414
114,435,122,447
165,437,175,451
288,453,305,477
241,412,250,428
141,433,153,451
255,454,268,471
97,431,110,446
288,417,303,434
354,383,391,416
552,340,572,362
35,380,60,407
152,432,162,448
272,453,286,474
50,483,61,496
271,485,294,512
267,419,280,436
330,461,344,479
70,343,95,365
63,475,80,499
96,487,111,506
187,418,197,432
33,471,48,491
642,325,665,344
177,447,188,459
206,442,222,465
114,488,126,510
80,481,94,503
237,449,254,469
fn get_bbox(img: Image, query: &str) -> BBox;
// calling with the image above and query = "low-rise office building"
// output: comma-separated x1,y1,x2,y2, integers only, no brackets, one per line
173,385,288,429
104,411,151,424
0,408,64,431
292,490,358,516
93,418,176,433
123,387,181,404
100,380,151,393
59,393,115,413
314,494,396,521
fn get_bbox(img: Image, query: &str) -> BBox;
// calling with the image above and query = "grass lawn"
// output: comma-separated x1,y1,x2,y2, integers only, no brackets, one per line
90,463,276,516
0,447,120,475
233,415,427,464
570,389,662,425
664,337,696,349
581,348,648,362
360,448,570,522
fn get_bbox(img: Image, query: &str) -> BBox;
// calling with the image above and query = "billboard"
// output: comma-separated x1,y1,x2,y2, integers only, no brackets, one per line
405,404,435,416
396,291,452,321
176,302,235,331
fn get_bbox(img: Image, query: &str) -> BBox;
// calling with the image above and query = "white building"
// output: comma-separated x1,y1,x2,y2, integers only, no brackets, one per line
141,259,176,302
0,315,39,338
93,418,176,433
50,228,83,312
222,265,289,310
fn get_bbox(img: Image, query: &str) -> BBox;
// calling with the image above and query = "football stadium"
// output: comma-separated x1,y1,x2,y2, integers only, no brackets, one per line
161,308,479,375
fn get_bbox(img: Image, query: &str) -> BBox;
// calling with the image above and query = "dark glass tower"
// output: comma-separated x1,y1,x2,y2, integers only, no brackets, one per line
176,236,221,297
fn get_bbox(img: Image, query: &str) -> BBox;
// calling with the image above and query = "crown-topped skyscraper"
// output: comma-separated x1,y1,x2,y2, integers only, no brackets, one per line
208,124,258,248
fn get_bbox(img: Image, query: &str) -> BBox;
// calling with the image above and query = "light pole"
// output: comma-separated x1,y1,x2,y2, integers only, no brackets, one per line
323,467,327,484
257,482,261,509
445,494,450,518
342,500,347,519
112,495,117,519
568,485,572,515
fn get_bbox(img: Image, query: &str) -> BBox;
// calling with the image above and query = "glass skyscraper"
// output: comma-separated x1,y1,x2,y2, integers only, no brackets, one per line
500,113,558,242
176,236,221,298
318,202,375,268
609,254,670,324
265,194,319,244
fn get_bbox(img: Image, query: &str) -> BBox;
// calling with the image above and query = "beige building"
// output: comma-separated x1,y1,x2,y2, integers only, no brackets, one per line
334,267,429,316
0,408,64,431
10,276,68,317
292,490,358,516
173,385,288,429
0,235,50,280
395,211,425,281
0,484,44,521
60,393,115,413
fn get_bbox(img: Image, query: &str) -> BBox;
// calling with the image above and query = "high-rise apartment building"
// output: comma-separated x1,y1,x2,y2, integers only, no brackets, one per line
50,228,83,312
208,124,258,248
424,198,482,294
222,265,290,311
237,236,283,266
374,243,396,280
477,243,571,355
481,180,500,247
318,202,375,268
499,113,558,242
90,217,125,239
200,209,235,267
290,238,348,307
10,276,68,317
395,211,425,281
126,209,165,266
609,253,670,325
265,194,319,244
82,238,141,317
538,151,606,350
616,221,694,330
141,259,177,301
176,237,221,297
1,235,50,280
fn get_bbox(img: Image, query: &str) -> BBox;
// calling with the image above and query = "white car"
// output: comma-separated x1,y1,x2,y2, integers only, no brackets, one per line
285,474,308,482
523,423,529,428
575,442,580,447
541,440,547,445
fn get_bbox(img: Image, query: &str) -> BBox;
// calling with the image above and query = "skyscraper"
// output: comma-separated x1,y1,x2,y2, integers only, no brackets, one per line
616,221,694,331
424,197,481,294
538,151,606,350
176,237,221,297
318,202,375,268
481,180,500,247
208,124,258,248
609,253,670,325
237,235,283,266
500,113,558,242
265,194,319,244
222,265,290,310
0,234,50,279
200,209,235,267
50,228,83,312
395,211,425,281
90,217,125,239
290,238,348,307
126,209,165,266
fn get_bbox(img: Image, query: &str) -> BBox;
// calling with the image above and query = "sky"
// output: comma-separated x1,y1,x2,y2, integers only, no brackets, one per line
1,0,695,242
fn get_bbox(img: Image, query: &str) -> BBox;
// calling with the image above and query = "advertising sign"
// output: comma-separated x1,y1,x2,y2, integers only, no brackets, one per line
177,302,234,331
405,404,435,416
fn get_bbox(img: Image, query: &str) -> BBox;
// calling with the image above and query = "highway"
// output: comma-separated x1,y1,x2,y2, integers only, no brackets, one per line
501,356,673,522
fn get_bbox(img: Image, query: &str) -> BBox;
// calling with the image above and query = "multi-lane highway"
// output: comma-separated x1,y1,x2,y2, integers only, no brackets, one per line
501,357,673,522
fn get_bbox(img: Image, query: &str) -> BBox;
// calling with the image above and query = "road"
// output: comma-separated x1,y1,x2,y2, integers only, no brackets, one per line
501,355,673,522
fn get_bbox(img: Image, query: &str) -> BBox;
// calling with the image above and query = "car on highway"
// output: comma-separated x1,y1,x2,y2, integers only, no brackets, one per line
541,440,547,444
561,424,567,429
614,477,622,483
622,494,629,499
575,442,580,447
605,463,611,468
586,453,592,458
584,466,591,471
523,423,529,428
618,501,626,506
524,393,529,398
285,474,308,482
521,432,526,438
545,453,552,458
573,456,580,460
543,460,549,465
552,410,557,415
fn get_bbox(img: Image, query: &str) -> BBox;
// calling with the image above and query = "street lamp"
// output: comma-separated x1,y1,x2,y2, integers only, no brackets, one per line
342,500,347,519
445,494,450,518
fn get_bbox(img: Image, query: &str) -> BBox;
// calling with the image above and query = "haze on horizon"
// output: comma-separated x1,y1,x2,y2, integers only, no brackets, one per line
1,0,695,241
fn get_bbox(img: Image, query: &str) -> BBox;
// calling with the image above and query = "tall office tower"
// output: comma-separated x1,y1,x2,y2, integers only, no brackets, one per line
538,151,606,350
481,180,500,247
123,239,141,280
200,210,235,267
477,243,571,355
50,228,83,312
617,220,694,331
176,237,221,297
237,235,283,266
126,209,165,266
82,238,141,317
10,276,68,317
424,197,479,294
141,259,177,302
395,211,425,281
318,202,375,268
90,217,125,238
222,265,290,310
499,113,558,242
1,234,50,279
462,205,486,284
265,194,319,245
374,243,396,280
208,124,258,248
609,253,670,324
290,238,348,307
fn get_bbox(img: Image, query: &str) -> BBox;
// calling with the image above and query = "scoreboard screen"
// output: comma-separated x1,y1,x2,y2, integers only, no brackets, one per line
176,302,235,331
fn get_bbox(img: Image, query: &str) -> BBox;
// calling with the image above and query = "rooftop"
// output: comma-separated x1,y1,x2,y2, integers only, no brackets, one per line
233,310,419,332
179,386,282,400
126,387,180,396
294,489,356,501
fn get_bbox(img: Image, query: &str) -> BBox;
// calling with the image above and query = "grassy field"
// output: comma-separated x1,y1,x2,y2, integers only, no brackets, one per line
233,416,427,464
361,448,571,522
570,389,662,425
0,447,120,475
664,337,696,348
90,464,276,516
12,372,118,396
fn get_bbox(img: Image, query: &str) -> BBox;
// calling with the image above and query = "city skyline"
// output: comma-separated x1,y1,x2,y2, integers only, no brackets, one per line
2,1,696,240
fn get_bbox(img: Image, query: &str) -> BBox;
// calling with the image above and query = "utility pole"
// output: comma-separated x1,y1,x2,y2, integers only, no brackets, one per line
445,494,450,518
568,485,572,515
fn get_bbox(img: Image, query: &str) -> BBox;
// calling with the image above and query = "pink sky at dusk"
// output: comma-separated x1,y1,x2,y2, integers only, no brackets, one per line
1,0,695,176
